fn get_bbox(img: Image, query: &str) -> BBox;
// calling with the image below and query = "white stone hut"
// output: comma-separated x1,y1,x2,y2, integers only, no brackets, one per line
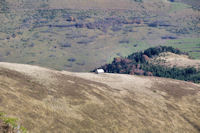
95,69,105,74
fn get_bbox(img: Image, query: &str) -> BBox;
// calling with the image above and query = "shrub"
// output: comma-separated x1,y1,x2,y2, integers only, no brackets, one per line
0,112,27,133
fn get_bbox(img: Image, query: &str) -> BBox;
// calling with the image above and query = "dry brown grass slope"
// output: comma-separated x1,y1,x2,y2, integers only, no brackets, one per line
150,52,200,69
0,62,200,133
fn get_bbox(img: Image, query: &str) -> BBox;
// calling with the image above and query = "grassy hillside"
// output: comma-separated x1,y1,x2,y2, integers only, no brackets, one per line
174,0,200,9
150,52,200,68
0,62,200,132
0,0,199,72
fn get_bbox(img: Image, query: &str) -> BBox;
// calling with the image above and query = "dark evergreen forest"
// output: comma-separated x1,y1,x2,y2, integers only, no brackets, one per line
94,46,200,83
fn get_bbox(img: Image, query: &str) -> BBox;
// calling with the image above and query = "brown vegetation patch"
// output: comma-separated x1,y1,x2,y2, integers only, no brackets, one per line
48,73,112,101
181,115,200,132
123,96,146,109
152,80,200,99
0,68,48,100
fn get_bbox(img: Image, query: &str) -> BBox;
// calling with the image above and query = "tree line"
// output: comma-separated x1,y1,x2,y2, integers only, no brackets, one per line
93,46,200,83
